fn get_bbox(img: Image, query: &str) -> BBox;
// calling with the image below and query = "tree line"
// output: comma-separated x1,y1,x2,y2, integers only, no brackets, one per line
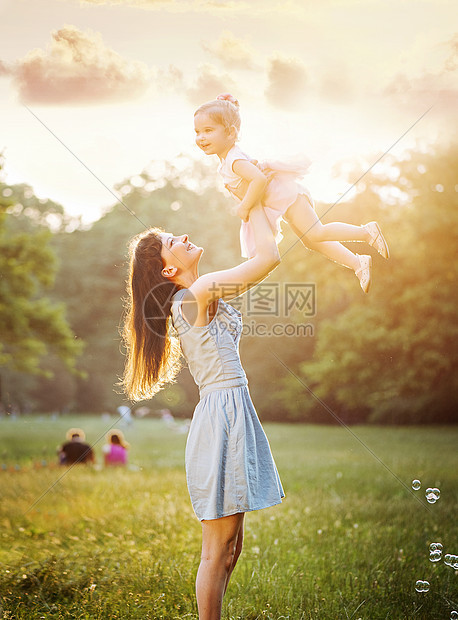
1,144,457,424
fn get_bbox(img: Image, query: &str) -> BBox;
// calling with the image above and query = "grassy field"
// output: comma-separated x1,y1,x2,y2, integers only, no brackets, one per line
0,415,457,619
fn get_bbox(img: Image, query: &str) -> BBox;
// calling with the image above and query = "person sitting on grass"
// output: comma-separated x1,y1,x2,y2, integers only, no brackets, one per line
58,428,94,466
102,429,129,466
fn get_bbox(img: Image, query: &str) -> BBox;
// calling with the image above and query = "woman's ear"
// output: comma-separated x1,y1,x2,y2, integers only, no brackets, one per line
161,265,177,279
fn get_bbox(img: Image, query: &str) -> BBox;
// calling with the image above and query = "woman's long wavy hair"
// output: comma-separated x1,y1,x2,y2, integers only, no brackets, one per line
120,228,181,401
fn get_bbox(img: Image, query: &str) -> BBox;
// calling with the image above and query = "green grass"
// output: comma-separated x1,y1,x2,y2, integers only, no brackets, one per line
0,416,457,619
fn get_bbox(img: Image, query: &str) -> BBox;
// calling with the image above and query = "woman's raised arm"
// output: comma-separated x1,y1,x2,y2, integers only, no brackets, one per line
189,204,280,306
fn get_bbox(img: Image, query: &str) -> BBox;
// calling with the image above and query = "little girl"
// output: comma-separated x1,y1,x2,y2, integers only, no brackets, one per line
194,94,389,293
102,429,129,466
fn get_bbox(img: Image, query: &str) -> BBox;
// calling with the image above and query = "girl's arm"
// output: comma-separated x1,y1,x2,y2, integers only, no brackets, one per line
184,205,279,324
232,159,267,222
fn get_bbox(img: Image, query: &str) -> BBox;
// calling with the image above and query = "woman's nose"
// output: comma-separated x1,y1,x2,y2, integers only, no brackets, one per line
181,234,188,243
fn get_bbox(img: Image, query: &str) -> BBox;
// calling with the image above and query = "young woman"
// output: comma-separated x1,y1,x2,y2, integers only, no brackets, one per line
121,204,284,620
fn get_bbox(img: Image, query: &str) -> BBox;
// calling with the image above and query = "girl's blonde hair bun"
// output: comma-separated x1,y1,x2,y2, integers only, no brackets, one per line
216,93,239,107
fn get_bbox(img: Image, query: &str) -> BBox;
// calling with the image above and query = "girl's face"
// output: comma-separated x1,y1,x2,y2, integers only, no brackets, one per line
194,112,234,159
160,233,203,276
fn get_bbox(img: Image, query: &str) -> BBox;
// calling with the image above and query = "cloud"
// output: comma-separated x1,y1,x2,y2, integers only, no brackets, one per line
13,26,151,105
386,73,458,116
265,55,308,109
186,63,237,106
79,0,283,14
80,0,174,7
444,32,458,71
0,60,10,77
319,63,354,103
156,64,184,92
201,31,257,70
384,34,458,116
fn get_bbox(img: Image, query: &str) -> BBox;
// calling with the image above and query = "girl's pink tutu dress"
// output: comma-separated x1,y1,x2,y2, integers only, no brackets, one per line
218,145,312,258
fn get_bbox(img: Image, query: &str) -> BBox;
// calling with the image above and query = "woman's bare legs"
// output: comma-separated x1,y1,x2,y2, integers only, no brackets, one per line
284,194,370,271
196,512,245,620
224,519,244,594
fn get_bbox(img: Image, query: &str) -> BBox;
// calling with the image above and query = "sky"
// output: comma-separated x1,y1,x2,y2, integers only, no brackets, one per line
0,0,457,224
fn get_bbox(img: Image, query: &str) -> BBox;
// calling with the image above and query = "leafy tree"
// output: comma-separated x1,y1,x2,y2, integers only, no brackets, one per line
0,163,82,411
280,143,458,423
49,158,242,413
5,145,457,424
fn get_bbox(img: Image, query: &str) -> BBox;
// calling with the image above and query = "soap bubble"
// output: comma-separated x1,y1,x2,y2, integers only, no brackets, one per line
429,549,442,562
415,580,430,593
412,479,421,490
450,611,458,620
429,542,443,562
425,487,440,503
444,554,458,568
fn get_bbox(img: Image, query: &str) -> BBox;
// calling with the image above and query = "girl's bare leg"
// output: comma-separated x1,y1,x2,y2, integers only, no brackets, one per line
285,194,371,247
285,202,360,271
196,512,245,620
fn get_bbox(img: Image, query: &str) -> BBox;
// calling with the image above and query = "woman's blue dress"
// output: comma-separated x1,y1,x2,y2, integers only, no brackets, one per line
171,289,284,521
